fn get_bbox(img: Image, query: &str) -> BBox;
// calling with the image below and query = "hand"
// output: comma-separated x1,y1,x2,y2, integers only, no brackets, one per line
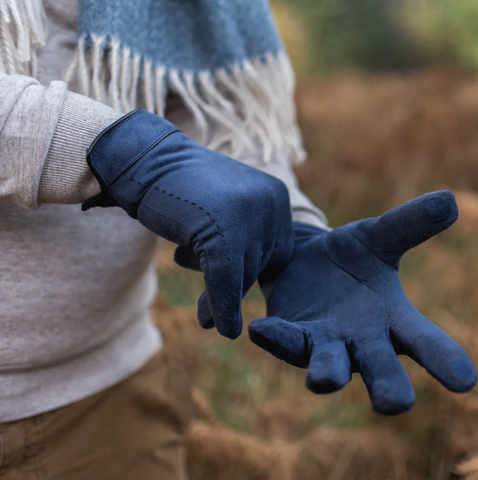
249,191,477,414
83,109,294,339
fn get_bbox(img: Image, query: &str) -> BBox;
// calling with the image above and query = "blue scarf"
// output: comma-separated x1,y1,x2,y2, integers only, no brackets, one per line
2,0,305,163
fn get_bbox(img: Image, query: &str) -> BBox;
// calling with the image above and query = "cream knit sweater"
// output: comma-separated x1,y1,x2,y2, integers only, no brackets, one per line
0,0,327,421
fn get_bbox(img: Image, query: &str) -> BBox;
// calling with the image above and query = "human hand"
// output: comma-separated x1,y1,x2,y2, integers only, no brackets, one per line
249,191,476,414
83,109,294,339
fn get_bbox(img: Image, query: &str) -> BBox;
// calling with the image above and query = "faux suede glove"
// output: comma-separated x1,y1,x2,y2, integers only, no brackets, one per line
82,109,294,339
248,191,477,415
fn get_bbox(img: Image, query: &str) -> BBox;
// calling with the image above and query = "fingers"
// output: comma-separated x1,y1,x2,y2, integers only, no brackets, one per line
173,244,233,332
248,317,310,368
178,246,256,338
306,341,351,394
197,250,257,332
203,250,244,339
352,339,415,415
179,243,260,338
392,314,477,393
249,319,352,393
174,245,235,333
197,291,215,329
365,191,458,266
174,245,202,271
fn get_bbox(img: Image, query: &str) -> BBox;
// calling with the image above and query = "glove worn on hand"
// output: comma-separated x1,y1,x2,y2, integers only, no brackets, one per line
83,109,294,339
249,191,477,414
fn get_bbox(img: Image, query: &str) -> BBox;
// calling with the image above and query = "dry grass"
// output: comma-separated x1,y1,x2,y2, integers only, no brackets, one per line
295,69,478,223
154,69,478,480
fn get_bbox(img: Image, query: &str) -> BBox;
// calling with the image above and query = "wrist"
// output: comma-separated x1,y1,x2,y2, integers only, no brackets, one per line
39,92,122,205
82,109,181,212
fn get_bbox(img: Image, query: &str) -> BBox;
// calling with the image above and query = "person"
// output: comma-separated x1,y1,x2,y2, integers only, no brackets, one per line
0,1,474,479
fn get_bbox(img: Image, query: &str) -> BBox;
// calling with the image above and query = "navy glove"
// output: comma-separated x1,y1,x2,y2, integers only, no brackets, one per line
82,109,294,339
249,191,477,415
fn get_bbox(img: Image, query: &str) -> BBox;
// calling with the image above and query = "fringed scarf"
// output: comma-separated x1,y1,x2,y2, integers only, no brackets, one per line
0,0,305,163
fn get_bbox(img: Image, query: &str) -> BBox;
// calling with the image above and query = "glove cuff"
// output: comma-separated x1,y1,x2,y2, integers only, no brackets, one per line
82,109,180,211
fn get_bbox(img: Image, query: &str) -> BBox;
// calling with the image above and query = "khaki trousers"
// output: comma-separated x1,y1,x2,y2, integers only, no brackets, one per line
0,350,194,479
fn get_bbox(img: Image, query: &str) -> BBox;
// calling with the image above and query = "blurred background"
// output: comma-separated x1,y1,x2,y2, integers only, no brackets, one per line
155,1,478,478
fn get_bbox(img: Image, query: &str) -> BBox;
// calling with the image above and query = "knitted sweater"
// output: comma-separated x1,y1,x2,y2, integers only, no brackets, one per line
0,0,327,421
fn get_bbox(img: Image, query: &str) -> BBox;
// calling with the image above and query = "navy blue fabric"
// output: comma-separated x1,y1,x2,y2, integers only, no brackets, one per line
248,191,477,415
78,0,283,71
83,109,294,339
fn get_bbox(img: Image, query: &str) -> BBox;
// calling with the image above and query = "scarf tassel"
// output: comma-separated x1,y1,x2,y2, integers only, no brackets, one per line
65,36,306,164
0,0,46,76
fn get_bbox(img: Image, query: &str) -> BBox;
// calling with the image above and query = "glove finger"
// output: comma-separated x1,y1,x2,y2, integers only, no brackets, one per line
352,338,415,415
202,251,244,339
248,317,310,368
174,245,202,271
197,291,215,329
198,248,258,331
306,341,351,394
392,313,476,393
369,190,458,264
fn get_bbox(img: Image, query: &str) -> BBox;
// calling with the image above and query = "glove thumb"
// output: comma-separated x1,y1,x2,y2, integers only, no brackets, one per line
352,190,458,268
174,245,202,271
248,317,310,368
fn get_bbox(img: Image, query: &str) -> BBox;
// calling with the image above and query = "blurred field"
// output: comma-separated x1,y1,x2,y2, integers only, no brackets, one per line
153,69,478,480
152,2,478,478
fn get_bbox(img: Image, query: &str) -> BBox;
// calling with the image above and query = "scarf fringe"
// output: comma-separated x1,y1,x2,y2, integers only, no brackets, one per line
65,36,306,164
0,0,46,75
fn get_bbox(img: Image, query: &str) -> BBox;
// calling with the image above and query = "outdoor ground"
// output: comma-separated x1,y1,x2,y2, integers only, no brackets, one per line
154,70,478,480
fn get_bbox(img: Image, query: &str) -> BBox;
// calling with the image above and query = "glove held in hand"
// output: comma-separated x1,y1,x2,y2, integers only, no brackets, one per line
83,109,294,339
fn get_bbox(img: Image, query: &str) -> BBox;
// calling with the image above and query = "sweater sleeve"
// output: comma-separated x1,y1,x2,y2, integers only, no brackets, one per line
0,70,328,227
0,72,121,210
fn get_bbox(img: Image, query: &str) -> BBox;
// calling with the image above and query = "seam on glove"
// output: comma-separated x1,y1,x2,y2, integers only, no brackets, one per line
372,247,401,270
132,185,235,315
108,128,181,185
91,128,181,189
86,110,142,155
323,231,382,294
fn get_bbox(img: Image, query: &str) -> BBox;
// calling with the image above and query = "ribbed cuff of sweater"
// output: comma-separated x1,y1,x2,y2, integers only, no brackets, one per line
38,92,122,205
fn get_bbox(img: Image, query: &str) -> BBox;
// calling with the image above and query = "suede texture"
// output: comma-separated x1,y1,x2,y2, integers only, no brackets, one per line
83,109,294,339
248,191,477,415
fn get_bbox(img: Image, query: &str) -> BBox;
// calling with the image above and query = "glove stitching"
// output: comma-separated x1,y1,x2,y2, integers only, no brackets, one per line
372,247,401,270
322,232,381,294
127,176,234,314
93,128,181,188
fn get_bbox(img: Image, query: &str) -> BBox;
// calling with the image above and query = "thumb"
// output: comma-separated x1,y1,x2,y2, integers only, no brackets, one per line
353,190,458,267
197,291,215,329
174,245,202,271
248,317,310,368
